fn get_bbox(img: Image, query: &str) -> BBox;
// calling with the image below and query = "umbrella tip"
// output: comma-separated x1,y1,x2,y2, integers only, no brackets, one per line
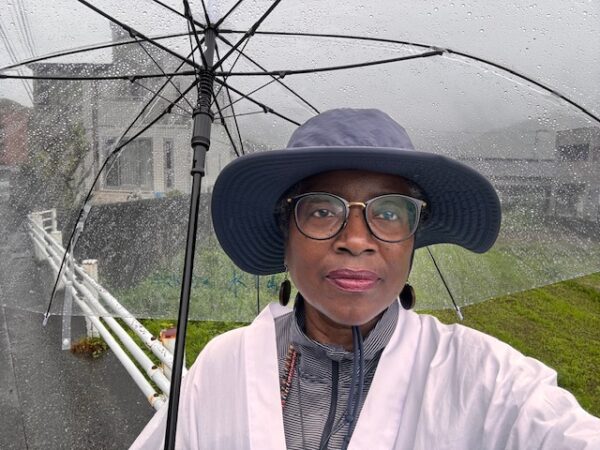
454,306,464,321
42,313,49,327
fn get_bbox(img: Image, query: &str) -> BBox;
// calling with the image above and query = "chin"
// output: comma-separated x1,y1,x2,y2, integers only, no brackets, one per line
324,305,384,327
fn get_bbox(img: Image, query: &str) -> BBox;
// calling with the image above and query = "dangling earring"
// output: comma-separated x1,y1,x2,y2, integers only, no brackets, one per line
279,270,291,306
399,283,415,310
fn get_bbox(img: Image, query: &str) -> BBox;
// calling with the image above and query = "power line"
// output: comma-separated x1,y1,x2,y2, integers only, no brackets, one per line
17,0,38,57
0,19,34,103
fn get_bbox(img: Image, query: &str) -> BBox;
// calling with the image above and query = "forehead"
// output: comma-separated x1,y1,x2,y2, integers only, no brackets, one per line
300,170,413,198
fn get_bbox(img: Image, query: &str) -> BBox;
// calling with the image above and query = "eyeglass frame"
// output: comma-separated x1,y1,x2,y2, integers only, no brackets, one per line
286,192,427,243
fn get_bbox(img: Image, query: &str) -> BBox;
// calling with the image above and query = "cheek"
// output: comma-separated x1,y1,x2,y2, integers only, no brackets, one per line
285,234,327,293
382,244,413,284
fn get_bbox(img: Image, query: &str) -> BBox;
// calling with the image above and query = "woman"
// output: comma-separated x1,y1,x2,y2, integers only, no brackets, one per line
132,109,600,449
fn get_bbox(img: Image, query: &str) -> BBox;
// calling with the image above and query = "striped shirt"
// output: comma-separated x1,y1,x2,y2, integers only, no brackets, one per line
274,298,399,449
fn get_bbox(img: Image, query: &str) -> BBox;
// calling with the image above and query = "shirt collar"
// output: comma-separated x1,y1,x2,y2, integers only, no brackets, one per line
290,294,399,362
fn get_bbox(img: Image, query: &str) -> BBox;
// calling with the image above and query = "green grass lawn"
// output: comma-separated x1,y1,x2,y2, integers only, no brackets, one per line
132,272,600,417
427,272,600,417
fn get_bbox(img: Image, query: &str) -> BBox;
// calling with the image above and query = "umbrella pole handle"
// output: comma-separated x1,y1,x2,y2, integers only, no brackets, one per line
164,28,217,450
164,143,206,450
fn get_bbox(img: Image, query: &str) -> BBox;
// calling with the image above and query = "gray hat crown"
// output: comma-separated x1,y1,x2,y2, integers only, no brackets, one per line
288,108,415,150
211,108,501,275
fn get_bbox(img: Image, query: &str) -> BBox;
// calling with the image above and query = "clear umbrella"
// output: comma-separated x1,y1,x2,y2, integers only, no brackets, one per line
1,0,599,446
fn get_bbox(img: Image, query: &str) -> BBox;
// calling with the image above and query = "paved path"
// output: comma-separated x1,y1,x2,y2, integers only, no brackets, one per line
0,204,154,449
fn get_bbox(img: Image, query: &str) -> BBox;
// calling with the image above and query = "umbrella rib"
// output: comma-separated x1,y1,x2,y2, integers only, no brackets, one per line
129,34,195,110
3,27,593,127
212,0,284,72
114,79,200,155
149,0,207,32
0,72,197,81
219,110,269,120
220,76,281,111
214,0,244,29
215,33,320,114
214,29,600,124
0,31,196,72
198,0,211,26
219,29,436,50
212,33,251,108
219,49,444,76
211,91,242,157
214,42,246,155
216,78,301,126
133,79,194,115
442,48,600,126
426,248,463,320
43,78,201,320
183,0,208,69
150,0,205,29
77,0,203,71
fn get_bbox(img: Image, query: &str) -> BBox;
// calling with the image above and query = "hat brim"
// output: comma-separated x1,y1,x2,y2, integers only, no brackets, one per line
211,147,502,275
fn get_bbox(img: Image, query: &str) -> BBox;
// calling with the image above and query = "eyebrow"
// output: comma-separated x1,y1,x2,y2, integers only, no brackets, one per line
299,190,412,199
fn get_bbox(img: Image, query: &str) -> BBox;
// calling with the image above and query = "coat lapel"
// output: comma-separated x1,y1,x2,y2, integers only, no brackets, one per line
244,304,289,449
348,306,422,449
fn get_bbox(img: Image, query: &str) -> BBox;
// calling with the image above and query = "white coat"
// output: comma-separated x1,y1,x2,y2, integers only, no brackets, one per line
131,302,600,449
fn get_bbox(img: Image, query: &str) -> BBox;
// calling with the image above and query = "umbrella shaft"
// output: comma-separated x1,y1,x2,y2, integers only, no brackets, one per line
165,28,217,450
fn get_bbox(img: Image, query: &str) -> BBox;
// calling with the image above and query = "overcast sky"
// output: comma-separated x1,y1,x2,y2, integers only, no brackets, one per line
1,0,598,149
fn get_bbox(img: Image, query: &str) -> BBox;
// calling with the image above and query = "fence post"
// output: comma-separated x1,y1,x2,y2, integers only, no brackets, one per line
50,230,63,246
62,248,74,350
29,212,45,262
50,209,58,233
159,327,183,380
82,260,101,339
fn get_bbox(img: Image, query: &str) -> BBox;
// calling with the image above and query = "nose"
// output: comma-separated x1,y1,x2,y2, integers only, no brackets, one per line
334,206,376,255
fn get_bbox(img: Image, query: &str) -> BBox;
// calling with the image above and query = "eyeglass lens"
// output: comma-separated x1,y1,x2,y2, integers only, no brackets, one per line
294,193,420,242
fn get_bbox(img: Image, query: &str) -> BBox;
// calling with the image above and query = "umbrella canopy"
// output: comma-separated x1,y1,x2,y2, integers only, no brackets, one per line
1,0,598,321
1,0,599,447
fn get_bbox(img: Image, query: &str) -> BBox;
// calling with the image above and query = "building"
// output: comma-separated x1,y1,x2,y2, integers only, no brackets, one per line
27,25,236,205
552,127,600,221
457,122,600,223
0,98,29,166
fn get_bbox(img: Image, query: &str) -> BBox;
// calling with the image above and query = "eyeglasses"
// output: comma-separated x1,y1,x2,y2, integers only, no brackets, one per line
287,192,426,243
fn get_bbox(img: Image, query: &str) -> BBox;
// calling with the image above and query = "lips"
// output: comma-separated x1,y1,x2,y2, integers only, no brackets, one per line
326,269,380,292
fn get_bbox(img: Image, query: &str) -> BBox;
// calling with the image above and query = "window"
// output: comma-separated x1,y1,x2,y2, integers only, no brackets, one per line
105,137,154,189
0,122,5,164
557,143,590,161
164,138,174,189
554,183,584,217
104,137,118,186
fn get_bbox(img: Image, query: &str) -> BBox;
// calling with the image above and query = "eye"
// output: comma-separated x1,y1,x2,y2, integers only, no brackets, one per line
310,208,336,218
372,203,405,222
376,210,399,221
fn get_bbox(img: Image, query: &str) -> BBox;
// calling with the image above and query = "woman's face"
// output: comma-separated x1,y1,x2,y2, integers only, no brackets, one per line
285,170,415,331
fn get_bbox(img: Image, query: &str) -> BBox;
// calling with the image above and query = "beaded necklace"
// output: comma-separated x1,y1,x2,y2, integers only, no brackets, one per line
281,343,308,449
280,344,298,408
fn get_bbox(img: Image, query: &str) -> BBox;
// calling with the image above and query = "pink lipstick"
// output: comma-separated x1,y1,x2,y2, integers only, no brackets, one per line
326,269,380,292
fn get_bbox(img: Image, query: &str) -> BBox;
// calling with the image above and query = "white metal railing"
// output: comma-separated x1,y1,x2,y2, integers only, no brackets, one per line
27,209,188,410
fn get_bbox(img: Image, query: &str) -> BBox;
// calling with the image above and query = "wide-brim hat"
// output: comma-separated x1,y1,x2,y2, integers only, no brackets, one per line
211,108,501,275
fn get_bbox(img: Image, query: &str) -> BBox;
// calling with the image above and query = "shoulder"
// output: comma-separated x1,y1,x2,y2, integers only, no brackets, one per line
411,313,600,448
416,312,549,375
195,303,288,365
410,313,563,412
190,325,248,377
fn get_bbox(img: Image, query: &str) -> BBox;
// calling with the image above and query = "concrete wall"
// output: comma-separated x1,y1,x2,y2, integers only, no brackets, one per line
73,194,213,290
